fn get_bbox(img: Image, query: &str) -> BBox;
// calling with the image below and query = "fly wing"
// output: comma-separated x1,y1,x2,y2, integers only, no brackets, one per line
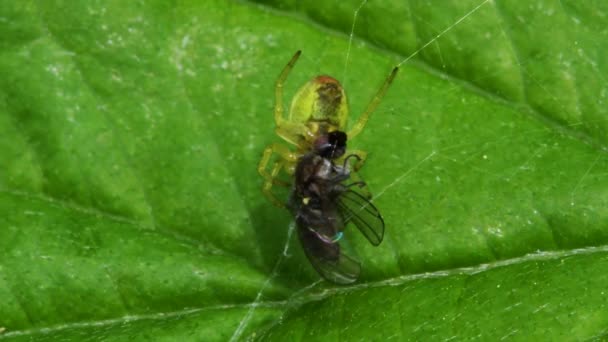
297,223,360,284
338,188,385,246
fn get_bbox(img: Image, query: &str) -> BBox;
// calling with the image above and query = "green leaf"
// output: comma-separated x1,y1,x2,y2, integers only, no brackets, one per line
1,0,607,340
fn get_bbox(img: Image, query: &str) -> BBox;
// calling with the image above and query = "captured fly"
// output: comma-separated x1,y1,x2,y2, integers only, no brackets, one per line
288,131,385,284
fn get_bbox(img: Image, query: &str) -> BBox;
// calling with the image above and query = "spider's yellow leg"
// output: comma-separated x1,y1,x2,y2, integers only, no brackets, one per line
274,50,302,126
273,51,314,147
258,143,298,208
346,149,368,171
347,67,399,139
284,160,296,175
275,123,315,147
270,161,290,187
262,162,287,208
262,159,298,208
258,143,298,179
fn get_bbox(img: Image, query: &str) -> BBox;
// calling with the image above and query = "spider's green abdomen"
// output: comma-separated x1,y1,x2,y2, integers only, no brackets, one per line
288,75,349,136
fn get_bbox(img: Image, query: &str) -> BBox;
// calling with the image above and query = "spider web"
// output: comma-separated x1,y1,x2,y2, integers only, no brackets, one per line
231,0,608,340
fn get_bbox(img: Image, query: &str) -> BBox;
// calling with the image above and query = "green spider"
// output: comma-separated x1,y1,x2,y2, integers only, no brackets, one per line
258,50,398,207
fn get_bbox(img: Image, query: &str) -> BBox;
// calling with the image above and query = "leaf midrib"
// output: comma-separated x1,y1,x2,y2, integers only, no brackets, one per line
0,301,287,340
3,240,607,339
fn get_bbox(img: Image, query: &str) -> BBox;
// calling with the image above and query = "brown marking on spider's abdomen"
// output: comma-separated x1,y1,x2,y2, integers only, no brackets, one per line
316,79,343,119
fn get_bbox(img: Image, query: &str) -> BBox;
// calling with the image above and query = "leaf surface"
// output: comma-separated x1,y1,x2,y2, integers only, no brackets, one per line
0,0,607,340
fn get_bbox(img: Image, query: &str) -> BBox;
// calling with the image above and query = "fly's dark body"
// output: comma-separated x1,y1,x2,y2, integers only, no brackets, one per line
288,131,385,284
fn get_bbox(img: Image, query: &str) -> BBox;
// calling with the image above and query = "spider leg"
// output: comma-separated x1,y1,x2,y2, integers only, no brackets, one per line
262,177,286,208
262,159,296,208
273,50,316,146
347,67,399,139
270,160,291,187
275,123,315,147
258,143,298,178
274,50,302,127
258,143,298,208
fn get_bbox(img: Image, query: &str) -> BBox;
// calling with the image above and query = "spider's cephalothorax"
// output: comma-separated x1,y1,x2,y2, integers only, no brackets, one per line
258,50,398,207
